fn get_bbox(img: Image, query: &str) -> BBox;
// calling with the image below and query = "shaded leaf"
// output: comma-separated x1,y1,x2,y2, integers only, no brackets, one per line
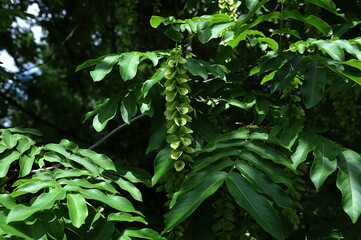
170,159,233,208
310,139,338,190
291,130,318,169
226,172,284,240
184,58,208,80
164,28,183,42
165,172,227,231
244,141,292,168
283,10,333,36
141,66,166,97
7,188,66,223
94,94,121,132
152,146,173,186
120,93,137,124
236,161,293,208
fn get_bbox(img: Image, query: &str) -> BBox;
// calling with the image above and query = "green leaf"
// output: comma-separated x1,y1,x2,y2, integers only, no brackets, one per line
258,37,279,51
165,172,227,231
310,139,338,190
117,166,151,187
108,212,147,224
65,186,140,215
146,122,167,155
254,97,269,124
271,28,301,39
141,66,166,97
120,93,137,124
199,22,234,43
170,159,233,208
105,173,143,201
143,52,159,66
192,148,240,174
271,55,304,93
0,151,21,178
7,188,66,223
0,212,32,239
196,141,245,154
258,52,290,75
0,194,16,209
12,180,58,197
184,58,208,80
301,60,329,108
94,94,121,132
164,28,183,42
150,16,166,28
291,130,318,169
43,143,70,158
122,228,166,240
88,220,114,240
90,55,120,81
283,10,333,36
305,0,338,15
59,179,117,194
226,172,284,240
152,146,173,186
77,149,116,171
228,99,248,110
19,155,35,177
236,161,293,208
2,130,17,148
84,98,109,123
244,141,292,168
59,139,78,152
239,150,294,190
277,119,304,149
314,40,345,61
118,52,140,81
67,193,88,228
4,127,43,136
75,55,109,72
189,117,221,142
54,168,91,179
336,149,361,223
68,154,100,176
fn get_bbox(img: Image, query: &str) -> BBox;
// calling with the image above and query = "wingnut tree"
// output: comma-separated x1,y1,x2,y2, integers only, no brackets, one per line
1,0,361,239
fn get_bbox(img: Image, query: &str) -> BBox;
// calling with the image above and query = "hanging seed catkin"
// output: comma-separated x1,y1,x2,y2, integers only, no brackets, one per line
163,52,194,171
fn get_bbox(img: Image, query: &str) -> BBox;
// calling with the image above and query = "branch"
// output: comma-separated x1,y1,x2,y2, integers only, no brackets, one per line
0,91,91,144
88,114,147,150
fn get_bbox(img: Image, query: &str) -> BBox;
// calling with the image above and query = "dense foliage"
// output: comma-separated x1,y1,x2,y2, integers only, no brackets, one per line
1,0,361,239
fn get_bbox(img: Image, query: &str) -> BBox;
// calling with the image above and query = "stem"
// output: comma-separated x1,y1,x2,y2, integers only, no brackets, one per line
279,1,284,50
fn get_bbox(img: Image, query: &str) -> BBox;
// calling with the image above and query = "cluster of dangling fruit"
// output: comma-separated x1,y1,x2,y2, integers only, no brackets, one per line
218,0,238,20
163,51,194,171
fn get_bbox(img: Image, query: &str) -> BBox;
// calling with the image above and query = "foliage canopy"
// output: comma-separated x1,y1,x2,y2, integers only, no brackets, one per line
1,0,361,239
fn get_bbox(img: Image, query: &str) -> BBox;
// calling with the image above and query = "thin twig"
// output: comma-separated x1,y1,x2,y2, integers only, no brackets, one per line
88,114,147,150
26,114,147,174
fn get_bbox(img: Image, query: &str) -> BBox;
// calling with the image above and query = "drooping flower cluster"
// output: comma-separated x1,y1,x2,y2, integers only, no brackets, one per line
163,52,194,171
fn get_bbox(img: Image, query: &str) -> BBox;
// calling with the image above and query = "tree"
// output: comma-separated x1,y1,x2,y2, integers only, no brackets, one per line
1,0,361,239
